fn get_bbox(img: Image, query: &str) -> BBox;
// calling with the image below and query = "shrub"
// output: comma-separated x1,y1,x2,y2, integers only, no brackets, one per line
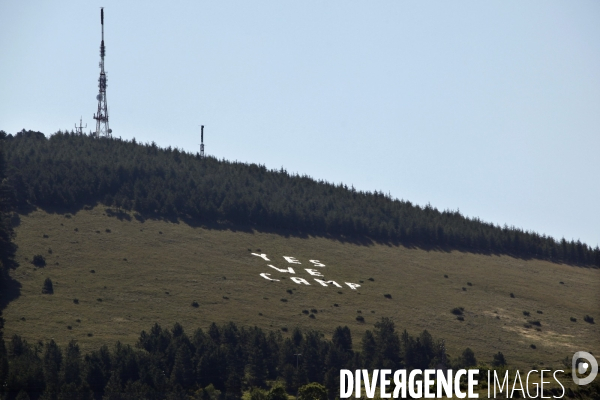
90,270,95,273
462,287,467,291
222,296,229,300
510,293,515,298
105,229,111,233
530,344,537,349
584,315,595,324
310,308,318,313
559,281,564,284
467,282,472,286
67,326,72,330
42,234,49,238
309,314,315,319
96,298,102,302
267,386,288,400
73,298,79,304
461,348,477,367
368,277,374,281
383,294,392,299
537,310,543,314
297,383,328,400
302,310,309,314
191,301,199,308
444,275,448,278
286,289,293,295
492,352,506,367
457,316,464,321
451,307,464,316
528,320,541,327
249,387,268,400
42,278,54,294
333,304,339,307
32,255,46,267
281,327,288,332
280,298,287,302
523,311,530,316
87,333,93,337
356,315,365,323
570,317,577,322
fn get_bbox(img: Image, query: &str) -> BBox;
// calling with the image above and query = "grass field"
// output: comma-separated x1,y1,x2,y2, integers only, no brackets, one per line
3,206,599,371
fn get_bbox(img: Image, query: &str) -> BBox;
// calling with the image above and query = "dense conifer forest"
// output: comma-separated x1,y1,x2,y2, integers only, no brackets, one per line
3,129,598,267
0,319,483,400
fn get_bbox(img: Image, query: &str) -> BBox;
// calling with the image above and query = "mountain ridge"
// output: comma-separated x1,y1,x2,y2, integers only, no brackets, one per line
2,129,599,267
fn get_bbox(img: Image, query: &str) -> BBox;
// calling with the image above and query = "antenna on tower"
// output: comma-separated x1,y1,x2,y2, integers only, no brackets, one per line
199,125,205,159
93,7,112,138
75,116,87,135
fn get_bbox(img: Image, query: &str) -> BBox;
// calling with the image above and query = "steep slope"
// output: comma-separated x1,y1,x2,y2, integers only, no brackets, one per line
4,206,598,369
5,130,600,267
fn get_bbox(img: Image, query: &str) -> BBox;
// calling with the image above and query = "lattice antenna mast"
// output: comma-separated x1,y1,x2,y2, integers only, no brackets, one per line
75,116,87,135
199,125,205,159
93,7,111,138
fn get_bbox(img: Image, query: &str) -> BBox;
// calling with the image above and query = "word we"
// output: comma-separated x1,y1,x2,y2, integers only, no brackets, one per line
251,253,361,290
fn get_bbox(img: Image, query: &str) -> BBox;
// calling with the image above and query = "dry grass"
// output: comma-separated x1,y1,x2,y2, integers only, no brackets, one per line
3,206,599,369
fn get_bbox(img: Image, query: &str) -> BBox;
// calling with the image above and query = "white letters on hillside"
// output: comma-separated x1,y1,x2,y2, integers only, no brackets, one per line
314,279,342,288
309,260,326,267
305,268,324,277
254,254,361,290
260,273,279,281
267,264,296,274
291,277,311,285
251,253,270,261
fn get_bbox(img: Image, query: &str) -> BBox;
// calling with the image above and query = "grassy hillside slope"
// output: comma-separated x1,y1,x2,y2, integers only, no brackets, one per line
4,206,598,369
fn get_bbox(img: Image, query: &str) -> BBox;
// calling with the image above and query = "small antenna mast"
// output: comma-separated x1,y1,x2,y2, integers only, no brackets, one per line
75,116,87,135
199,125,205,159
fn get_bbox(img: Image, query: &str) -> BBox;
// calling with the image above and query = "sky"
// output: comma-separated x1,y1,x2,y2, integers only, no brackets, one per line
1,1,599,248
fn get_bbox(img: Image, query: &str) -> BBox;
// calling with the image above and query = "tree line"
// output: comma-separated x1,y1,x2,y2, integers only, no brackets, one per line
2,129,599,267
0,318,480,400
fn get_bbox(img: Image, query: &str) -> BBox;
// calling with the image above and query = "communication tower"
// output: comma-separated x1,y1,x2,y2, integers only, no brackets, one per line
93,7,112,138
74,116,87,135
199,125,205,159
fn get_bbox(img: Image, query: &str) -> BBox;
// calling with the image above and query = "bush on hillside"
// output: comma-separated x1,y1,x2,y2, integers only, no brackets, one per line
492,352,507,367
451,307,464,316
42,278,53,294
32,254,46,267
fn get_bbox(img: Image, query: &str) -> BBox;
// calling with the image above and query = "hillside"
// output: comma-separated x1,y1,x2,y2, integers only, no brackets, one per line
0,129,599,398
4,129,600,267
3,206,599,370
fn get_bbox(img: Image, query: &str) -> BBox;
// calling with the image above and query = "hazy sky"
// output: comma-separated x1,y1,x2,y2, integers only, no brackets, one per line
1,1,599,248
